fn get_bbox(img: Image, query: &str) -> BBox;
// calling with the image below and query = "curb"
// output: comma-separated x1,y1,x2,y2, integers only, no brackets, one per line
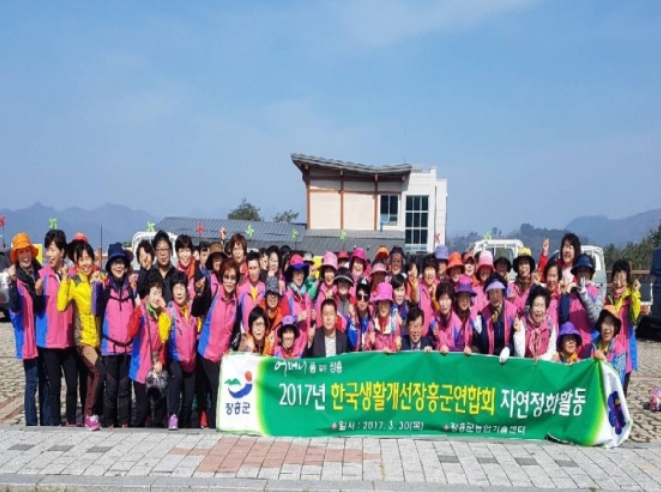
0,474,632,492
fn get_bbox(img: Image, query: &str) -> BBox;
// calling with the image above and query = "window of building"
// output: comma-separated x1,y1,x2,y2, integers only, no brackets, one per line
380,195,398,226
405,195,429,250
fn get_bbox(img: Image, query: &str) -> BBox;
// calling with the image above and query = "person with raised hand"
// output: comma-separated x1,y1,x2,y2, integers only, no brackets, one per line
8,232,47,426
58,241,106,431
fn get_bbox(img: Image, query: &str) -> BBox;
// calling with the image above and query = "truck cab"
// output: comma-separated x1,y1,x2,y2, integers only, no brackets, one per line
466,239,525,281
131,231,179,270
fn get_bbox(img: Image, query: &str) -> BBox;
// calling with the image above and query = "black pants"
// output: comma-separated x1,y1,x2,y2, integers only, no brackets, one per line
75,349,88,417
199,356,220,429
133,381,166,428
39,347,78,425
168,360,196,428
195,356,209,416
103,354,132,427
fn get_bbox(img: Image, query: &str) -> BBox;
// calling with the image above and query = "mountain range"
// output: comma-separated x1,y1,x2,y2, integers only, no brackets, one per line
0,203,160,248
566,208,661,248
1,203,659,250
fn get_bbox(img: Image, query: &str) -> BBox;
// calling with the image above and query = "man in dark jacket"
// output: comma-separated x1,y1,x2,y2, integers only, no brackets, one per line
400,306,433,352
304,299,348,358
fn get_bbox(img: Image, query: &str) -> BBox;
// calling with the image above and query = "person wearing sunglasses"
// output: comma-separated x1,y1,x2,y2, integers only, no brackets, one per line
347,279,373,352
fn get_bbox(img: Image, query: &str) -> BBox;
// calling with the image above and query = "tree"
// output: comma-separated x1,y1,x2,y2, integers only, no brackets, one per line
228,198,262,221
272,210,300,223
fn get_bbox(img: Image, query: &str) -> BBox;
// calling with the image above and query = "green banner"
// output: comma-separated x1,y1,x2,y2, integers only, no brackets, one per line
218,352,632,447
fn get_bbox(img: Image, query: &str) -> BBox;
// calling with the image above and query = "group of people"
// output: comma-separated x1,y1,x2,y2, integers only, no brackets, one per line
6,228,639,432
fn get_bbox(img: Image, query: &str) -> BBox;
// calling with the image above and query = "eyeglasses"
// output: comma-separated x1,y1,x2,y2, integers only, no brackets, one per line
223,275,237,281
357,293,369,301
252,320,266,327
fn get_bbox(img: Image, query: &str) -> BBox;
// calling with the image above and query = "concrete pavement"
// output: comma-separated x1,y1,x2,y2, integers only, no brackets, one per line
1,317,661,491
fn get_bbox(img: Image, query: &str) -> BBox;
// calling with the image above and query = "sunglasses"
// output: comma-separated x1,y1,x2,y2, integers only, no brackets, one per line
223,275,237,281
357,293,369,301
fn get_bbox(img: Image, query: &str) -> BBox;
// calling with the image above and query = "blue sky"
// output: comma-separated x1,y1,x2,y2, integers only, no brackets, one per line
1,1,660,235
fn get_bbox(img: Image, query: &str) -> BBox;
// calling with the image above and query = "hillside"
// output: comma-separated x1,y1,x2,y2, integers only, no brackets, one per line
0,203,160,248
566,209,661,247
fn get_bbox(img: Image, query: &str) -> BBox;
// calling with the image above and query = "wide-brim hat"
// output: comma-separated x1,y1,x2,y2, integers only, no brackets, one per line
285,254,309,281
337,251,350,262
369,262,388,279
350,247,367,265
321,251,338,272
334,267,354,286
434,245,449,262
106,242,130,270
598,306,622,335
494,249,512,272
372,282,394,304
278,315,300,339
462,252,476,264
571,254,595,276
303,252,314,264
264,276,281,297
374,246,389,262
476,250,495,272
513,247,536,273
455,275,476,297
205,242,228,270
10,233,38,264
557,322,582,349
447,252,465,272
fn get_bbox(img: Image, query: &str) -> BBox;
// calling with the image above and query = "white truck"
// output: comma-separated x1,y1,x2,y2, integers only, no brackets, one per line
130,231,178,270
465,239,606,288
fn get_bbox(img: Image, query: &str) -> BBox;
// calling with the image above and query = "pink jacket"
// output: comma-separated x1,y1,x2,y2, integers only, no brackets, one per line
36,265,74,349
10,277,38,360
567,285,599,347
371,314,401,351
238,280,265,334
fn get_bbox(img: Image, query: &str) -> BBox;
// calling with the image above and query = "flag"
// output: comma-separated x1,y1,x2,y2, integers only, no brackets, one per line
246,224,255,239
340,230,347,242
196,221,206,236
147,221,155,232
0,216,5,228
49,218,58,229
291,229,299,241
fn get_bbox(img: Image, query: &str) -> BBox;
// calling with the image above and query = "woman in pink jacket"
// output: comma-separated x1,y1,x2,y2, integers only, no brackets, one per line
509,248,535,317
368,283,401,352
37,230,76,427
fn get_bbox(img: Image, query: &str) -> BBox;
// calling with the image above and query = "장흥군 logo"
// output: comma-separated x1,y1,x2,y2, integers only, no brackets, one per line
225,370,253,399
607,391,625,435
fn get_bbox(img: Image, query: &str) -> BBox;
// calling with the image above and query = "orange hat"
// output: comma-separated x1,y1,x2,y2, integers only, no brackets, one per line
447,252,465,272
10,233,38,264
73,232,89,243
374,246,389,262
462,251,475,263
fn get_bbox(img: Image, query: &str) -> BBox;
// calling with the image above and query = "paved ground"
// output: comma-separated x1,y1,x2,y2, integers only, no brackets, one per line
1,428,661,491
0,315,660,491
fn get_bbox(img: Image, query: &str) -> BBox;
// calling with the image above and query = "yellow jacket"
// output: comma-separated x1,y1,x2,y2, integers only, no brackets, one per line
58,273,101,349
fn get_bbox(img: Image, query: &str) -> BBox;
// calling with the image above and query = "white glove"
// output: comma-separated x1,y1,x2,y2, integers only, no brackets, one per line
578,277,587,294
474,315,483,335
499,346,510,364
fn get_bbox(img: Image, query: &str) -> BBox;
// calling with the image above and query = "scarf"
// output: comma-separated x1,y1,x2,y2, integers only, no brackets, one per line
288,282,308,297
490,303,503,325
559,351,579,364
526,315,544,358
177,260,196,280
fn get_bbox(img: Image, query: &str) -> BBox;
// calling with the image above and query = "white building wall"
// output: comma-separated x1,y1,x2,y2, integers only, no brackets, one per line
310,192,341,229
344,193,375,230
402,167,447,252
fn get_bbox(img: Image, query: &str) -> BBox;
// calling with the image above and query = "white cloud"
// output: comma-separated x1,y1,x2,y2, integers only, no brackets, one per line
326,0,540,48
